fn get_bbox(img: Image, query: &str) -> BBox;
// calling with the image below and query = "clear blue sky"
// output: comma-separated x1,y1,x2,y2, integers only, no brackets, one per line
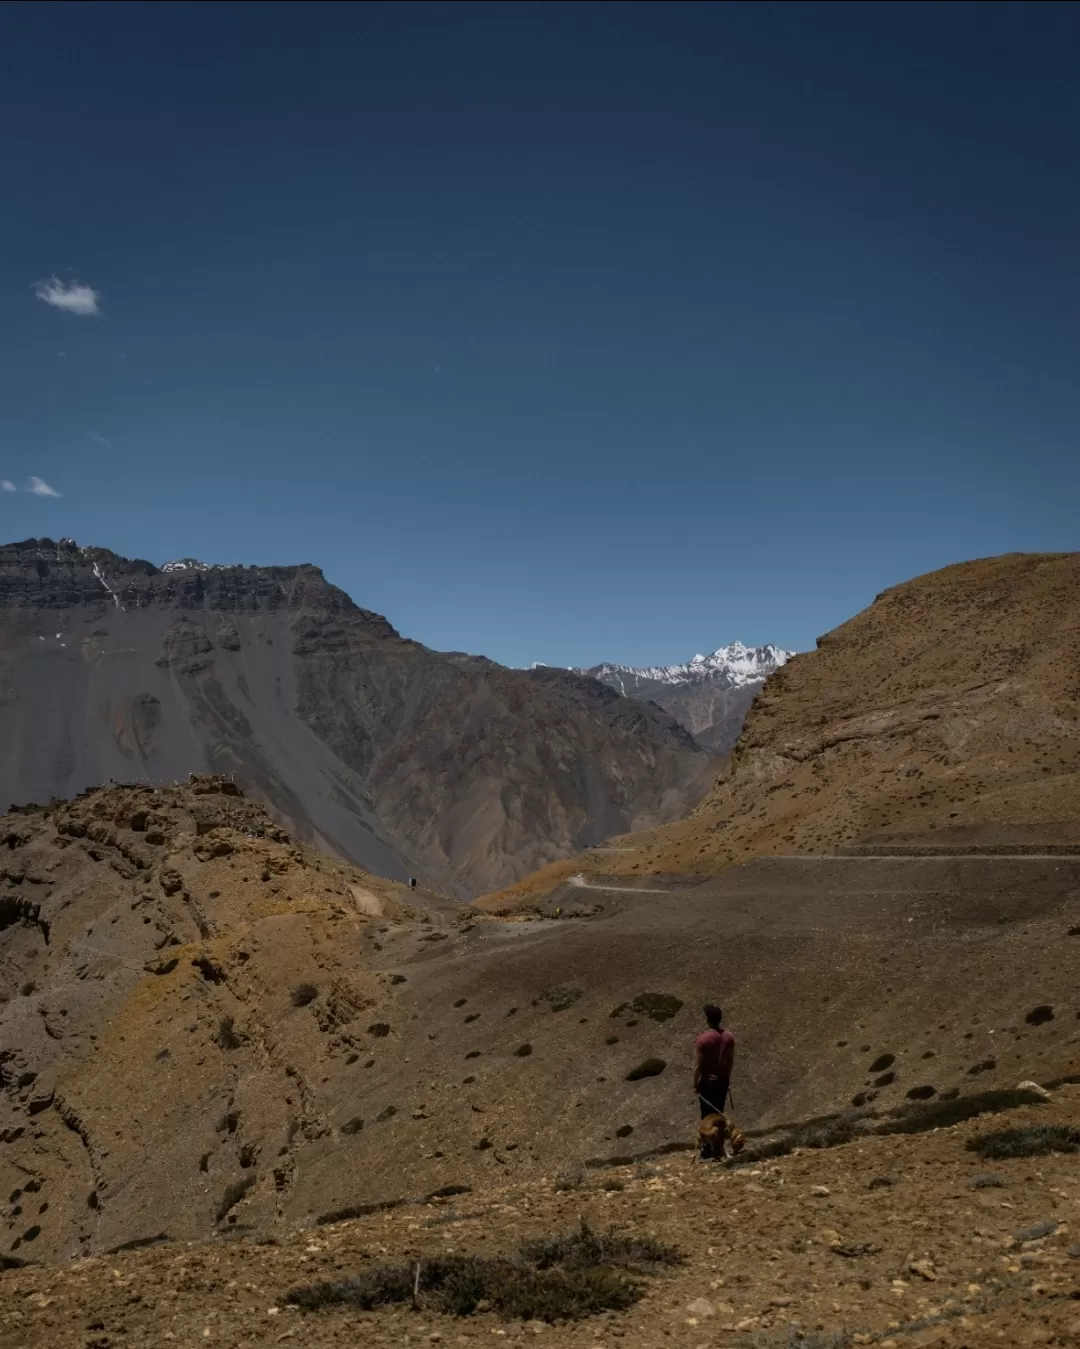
1,2,1077,668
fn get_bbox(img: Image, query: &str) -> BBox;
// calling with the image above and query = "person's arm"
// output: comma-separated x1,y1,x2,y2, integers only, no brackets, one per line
693,1041,704,1093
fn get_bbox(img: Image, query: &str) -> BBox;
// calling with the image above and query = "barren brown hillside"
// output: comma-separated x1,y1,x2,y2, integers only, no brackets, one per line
5,775,1080,1267
487,552,1080,906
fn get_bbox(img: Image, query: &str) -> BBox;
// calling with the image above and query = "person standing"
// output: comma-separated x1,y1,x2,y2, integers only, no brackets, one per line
694,1003,735,1119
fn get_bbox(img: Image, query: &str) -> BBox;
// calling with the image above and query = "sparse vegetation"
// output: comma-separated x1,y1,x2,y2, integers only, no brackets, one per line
284,1222,679,1322
537,987,583,1013
317,1198,405,1225
1025,1004,1054,1025
970,1173,1006,1188
291,982,318,1007
553,1168,584,1192
966,1124,1080,1160
628,992,683,1023
216,1015,243,1050
883,1086,1049,1135
341,1116,364,1135
215,1173,256,1223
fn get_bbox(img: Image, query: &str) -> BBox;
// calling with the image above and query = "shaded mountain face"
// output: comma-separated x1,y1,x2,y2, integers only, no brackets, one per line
490,551,1080,906
0,539,712,897
577,642,793,752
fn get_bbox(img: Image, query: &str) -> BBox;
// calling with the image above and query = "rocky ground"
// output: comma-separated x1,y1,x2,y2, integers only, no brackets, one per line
4,1086,1080,1348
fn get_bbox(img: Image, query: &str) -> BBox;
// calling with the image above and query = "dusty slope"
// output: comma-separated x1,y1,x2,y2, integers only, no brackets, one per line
489,552,1080,905
4,778,1080,1265
6,1085,1080,1347
0,538,712,896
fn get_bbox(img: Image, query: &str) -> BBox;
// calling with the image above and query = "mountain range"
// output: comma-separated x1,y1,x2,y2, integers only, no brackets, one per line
0,538,713,897
575,641,793,753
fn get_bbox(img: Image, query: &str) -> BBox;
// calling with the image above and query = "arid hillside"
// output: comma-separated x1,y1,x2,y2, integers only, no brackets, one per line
4,777,1080,1269
489,552,1080,905
6,1082,1080,1347
0,538,712,897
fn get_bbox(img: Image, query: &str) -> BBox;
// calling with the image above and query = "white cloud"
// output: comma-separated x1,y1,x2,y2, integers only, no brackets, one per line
26,476,61,498
0,480,15,492
87,429,112,446
34,277,101,316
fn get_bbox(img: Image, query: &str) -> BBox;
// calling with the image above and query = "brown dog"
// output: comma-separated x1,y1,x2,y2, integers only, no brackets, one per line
697,1111,746,1161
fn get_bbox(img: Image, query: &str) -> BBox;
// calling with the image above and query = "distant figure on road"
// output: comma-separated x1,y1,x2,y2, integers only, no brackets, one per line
694,1003,735,1127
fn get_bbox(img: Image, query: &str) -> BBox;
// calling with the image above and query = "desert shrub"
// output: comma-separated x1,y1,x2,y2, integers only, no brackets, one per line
286,1257,639,1321
602,1178,625,1192
317,1198,405,1225
216,1015,243,1050
629,993,683,1023
513,1043,533,1057
1025,1004,1054,1025
341,1116,364,1136
970,1173,1006,1188
869,1053,895,1072
966,1124,1080,1160
105,1233,169,1254
286,1222,678,1322
537,987,583,1013
736,1135,795,1165
883,1087,1049,1136
291,982,318,1007
792,1114,861,1150
215,1173,256,1223
518,1222,680,1273
553,1169,583,1192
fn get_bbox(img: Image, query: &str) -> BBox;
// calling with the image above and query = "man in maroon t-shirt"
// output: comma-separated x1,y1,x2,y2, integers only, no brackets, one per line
694,1003,735,1120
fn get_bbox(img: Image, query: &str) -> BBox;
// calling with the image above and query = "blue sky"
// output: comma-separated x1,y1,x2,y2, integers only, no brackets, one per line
1,2,1077,668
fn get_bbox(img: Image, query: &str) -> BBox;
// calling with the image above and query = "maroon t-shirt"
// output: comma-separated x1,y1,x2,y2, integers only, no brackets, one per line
695,1027,735,1081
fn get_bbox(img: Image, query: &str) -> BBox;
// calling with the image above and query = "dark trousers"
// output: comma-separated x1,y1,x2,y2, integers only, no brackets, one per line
698,1078,729,1117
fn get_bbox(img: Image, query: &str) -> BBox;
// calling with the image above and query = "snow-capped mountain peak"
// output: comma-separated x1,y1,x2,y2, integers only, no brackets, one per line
580,641,793,693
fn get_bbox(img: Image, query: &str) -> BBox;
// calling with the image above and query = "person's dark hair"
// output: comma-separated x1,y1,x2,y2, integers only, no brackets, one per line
703,1003,723,1028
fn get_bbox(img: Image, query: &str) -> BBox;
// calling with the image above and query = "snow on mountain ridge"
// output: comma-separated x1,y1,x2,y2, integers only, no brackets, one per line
580,642,794,693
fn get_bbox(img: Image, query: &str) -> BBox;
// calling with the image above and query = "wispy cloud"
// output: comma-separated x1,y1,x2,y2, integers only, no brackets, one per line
0,480,15,492
34,277,101,316
26,476,61,498
87,429,112,447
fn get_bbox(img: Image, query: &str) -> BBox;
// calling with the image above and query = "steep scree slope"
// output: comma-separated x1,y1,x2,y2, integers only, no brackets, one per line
491,552,1080,903
0,539,712,896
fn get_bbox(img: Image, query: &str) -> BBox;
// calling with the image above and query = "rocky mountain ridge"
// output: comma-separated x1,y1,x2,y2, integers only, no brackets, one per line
0,538,713,896
547,640,794,752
